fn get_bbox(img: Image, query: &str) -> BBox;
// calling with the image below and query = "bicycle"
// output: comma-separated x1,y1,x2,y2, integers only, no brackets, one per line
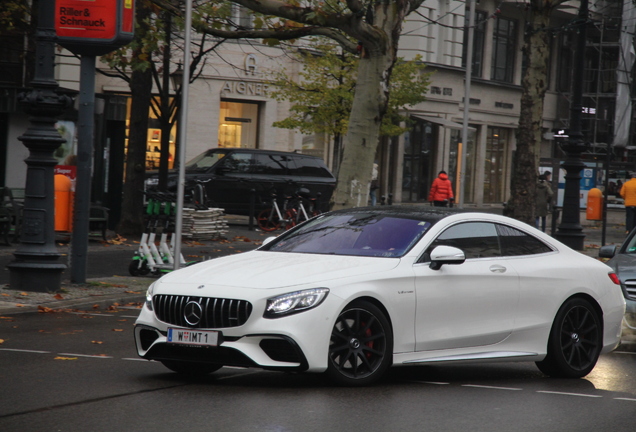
256,191,294,232
284,188,322,230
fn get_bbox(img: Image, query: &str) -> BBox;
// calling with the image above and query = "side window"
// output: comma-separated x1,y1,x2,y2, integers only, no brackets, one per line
252,154,292,175
217,153,252,174
425,222,501,260
496,224,553,256
291,157,334,178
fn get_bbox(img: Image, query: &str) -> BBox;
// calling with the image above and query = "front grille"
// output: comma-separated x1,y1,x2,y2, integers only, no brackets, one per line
623,280,636,300
153,294,253,328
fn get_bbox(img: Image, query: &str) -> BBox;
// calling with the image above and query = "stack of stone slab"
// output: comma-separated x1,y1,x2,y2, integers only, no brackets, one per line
182,208,229,240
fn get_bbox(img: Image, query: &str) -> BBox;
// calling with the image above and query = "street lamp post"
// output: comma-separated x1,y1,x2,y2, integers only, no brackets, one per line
7,0,71,291
554,0,589,250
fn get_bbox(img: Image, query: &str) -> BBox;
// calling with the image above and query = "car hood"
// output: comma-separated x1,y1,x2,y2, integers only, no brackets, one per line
156,250,400,290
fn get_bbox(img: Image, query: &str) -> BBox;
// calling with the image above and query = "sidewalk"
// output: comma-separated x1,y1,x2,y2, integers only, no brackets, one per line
0,209,628,316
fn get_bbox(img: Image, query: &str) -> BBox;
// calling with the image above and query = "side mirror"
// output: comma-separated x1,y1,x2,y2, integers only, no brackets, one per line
598,245,617,259
262,236,277,246
429,245,466,270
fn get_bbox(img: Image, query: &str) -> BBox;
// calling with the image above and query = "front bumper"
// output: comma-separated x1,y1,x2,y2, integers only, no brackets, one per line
134,325,309,371
133,295,336,373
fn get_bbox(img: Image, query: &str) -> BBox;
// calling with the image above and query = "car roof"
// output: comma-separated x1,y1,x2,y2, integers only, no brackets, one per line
328,205,469,223
209,148,321,160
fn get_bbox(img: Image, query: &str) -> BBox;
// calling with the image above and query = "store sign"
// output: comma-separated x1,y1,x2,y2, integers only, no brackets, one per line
221,81,269,96
55,0,134,56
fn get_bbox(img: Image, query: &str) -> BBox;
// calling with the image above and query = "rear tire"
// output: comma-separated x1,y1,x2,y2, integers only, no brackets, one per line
536,297,602,378
160,360,222,376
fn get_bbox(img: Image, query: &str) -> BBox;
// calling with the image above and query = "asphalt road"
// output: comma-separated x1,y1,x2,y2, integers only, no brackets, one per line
1,307,636,431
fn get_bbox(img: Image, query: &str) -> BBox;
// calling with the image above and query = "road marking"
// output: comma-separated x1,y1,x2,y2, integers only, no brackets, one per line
57,353,113,359
462,384,522,391
537,391,602,398
614,397,636,402
614,351,636,355
68,312,113,317
122,358,154,362
0,348,51,354
416,381,450,385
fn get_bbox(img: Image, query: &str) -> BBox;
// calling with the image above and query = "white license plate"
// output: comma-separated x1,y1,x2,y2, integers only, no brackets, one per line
167,328,219,346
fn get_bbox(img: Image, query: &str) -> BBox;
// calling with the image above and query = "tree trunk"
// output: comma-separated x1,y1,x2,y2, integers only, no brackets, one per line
331,3,405,210
116,3,153,236
508,4,552,225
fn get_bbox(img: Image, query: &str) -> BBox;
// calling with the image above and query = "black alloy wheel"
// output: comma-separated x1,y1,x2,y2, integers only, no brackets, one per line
536,297,602,378
327,300,393,386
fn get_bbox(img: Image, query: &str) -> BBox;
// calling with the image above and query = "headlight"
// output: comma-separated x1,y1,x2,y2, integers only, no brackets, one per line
264,288,329,318
145,282,156,311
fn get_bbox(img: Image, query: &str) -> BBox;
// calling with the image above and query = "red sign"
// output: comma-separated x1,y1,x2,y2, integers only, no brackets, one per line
56,0,117,40
55,0,134,56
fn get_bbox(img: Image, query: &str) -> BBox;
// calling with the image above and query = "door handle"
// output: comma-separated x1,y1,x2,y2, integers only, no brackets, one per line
489,264,507,273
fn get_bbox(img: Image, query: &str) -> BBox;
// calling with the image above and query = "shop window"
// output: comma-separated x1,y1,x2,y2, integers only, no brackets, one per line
484,127,508,203
449,128,476,203
218,101,259,148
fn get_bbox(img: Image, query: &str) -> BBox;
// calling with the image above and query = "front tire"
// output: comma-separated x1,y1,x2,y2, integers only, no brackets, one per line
160,360,222,376
326,300,393,386
536,297,602,378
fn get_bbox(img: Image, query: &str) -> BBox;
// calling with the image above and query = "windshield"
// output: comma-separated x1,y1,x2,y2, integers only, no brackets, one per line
185,150,229,173
264,213,432,257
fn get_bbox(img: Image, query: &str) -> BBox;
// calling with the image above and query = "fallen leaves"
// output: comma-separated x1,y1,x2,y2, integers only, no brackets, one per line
112,329,124,332
37,305,54,313
54,356,77,360
53,293,64,300
0,339,4,344
92,340,103,344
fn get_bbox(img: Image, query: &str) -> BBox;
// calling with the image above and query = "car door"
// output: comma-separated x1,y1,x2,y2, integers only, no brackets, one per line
412,221,520,352
206,151,254,213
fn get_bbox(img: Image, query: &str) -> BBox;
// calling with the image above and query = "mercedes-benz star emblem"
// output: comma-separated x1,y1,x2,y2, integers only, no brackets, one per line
184,301,203,326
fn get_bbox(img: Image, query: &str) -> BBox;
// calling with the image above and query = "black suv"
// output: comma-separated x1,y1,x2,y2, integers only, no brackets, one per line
145,148,336,215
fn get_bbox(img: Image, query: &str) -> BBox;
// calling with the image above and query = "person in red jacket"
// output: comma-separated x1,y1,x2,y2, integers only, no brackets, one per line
428,170,454,207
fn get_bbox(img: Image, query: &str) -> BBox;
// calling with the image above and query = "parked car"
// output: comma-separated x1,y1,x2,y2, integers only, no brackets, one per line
145,148,336,215
599,235,636,330
134,207,625,386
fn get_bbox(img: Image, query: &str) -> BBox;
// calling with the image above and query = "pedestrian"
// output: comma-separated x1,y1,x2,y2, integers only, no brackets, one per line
369,161,379,206
620,172,636,234
428,170,454,207
535,174,553,232
543,170,552,185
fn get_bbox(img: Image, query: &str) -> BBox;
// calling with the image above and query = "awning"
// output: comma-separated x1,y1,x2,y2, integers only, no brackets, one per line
411,114,476,131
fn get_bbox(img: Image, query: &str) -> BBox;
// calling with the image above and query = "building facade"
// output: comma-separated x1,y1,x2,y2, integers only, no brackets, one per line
1,0,635,225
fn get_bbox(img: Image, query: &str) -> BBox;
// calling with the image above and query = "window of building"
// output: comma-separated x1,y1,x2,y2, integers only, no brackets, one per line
462,10,488,78
484,127,508,203
491,17,517,83
218,101,259,148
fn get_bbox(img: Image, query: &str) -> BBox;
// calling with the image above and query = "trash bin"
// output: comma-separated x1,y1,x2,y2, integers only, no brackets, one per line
55,174,73,231
586,187,603,221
